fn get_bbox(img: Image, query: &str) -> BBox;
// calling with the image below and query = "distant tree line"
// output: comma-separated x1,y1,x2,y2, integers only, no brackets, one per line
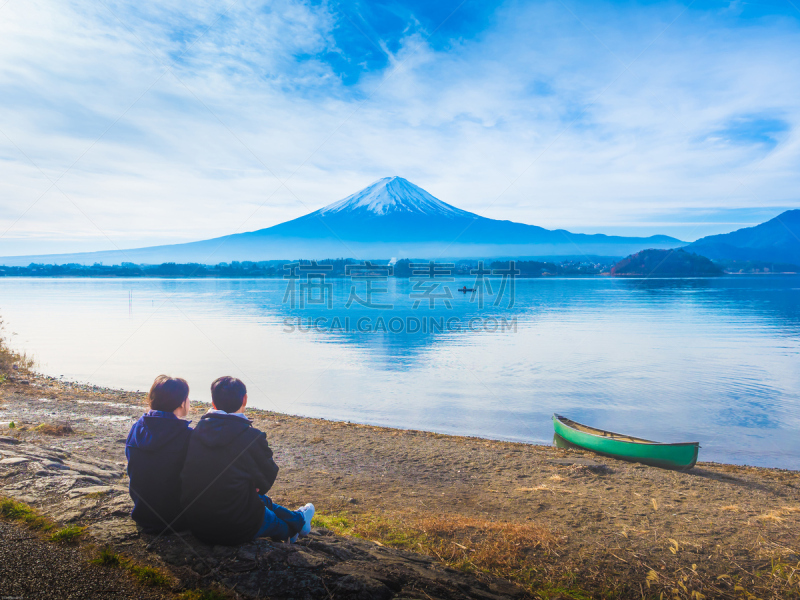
0,257,617,278
392,259,613,277
0,261,288,278
5,251,794,278
610,249,723,276
0,260,363,278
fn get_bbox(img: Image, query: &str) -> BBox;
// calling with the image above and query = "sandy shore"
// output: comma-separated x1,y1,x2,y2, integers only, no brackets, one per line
1,372,799,599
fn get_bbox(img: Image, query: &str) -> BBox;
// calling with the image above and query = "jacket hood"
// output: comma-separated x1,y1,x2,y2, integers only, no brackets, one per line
193,412,252,448
127,411,192,451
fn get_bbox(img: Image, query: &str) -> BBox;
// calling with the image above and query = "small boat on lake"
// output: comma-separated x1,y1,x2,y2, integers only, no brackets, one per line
552,414,699,470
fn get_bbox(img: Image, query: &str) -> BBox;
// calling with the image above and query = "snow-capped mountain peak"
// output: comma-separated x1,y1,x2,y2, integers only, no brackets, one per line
318,176,472,218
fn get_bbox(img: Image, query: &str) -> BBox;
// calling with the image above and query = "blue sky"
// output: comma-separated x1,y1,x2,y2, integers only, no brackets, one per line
0,0,799,255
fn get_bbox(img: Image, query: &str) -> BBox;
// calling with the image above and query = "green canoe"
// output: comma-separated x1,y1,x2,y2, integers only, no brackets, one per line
552,414,699,470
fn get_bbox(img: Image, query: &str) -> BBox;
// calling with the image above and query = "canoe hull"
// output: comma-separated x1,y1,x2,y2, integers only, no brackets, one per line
552,415,699,471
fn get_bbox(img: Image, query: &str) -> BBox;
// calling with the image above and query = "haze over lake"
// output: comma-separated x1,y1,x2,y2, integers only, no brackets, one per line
1,276,798,469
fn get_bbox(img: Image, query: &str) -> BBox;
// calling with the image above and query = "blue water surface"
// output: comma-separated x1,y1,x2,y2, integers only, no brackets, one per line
0,276,798,469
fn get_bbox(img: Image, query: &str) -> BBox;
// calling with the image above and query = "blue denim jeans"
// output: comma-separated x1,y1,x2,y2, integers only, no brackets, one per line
254,495,305,541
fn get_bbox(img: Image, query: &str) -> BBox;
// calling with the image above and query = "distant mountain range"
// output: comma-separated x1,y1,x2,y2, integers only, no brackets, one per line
685,209,800,265
0,177,685,266
1,177,797,267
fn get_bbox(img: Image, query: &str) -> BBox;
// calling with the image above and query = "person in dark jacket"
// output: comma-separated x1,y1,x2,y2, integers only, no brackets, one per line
180,376,314,546
126,375,192,534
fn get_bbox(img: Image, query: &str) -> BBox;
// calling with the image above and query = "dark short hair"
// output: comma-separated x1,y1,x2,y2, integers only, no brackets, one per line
147,375,189,412
211,376,247,413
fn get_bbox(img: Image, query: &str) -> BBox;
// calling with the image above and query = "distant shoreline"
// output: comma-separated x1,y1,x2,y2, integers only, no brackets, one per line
2,254,797,277
0,258,614,278
2,272,799,278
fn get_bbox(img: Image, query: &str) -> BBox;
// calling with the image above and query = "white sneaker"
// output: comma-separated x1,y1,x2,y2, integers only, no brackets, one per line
298,503,315,536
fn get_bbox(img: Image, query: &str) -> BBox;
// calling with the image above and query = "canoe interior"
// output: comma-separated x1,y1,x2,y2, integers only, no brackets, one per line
554,414,698,447
552,414,699,471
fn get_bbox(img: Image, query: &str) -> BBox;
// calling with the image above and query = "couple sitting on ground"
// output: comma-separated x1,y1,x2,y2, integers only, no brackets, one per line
125,374,314,546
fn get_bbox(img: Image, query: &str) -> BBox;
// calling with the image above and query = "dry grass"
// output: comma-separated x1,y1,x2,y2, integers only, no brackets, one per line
0,319,35,374
35,422,75,436
755,511,785,523
638,525,800,600
313,510,571,596
411,514,557,575
767,558,800,595
313,505,800,600
642,555,800,600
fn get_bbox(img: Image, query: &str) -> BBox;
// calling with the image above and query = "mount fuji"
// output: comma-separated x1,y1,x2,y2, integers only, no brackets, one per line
0,177,685,265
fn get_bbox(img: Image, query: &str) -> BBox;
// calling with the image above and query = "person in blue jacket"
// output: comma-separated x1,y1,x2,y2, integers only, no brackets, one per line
125,375,193,534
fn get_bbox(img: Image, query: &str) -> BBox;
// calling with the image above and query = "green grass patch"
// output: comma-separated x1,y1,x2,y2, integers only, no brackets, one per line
91,548,171,590
90,547,124,567
49,525,86,544
0,497,55,531
84,491,109,499
311,513,355,534
127,564,170,587
311,511,426,551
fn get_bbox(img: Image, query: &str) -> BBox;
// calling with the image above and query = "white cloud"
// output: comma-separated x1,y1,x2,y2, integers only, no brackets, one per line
0,0,798,256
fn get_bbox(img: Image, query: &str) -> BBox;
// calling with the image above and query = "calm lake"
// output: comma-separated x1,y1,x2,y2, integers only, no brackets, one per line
1,276,798,469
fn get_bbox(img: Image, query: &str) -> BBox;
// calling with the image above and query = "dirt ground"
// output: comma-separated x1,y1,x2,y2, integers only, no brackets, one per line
1,372,798,599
